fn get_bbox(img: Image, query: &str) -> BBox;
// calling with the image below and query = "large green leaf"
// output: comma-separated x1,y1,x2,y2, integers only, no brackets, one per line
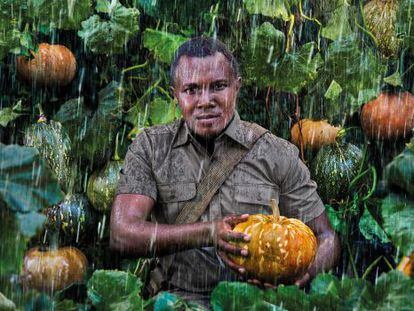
358,271,414,310
396,0,414,53
243,0,294,21
384,145,414,197
320,0,353,41
242,22,286,87
0,101,25,127
87,270,143,311
359,208,389,244
380,193,414,257
0,144,63,213
148,97,182,125
143,29,188,64
28,0,93,30
78,2,139,54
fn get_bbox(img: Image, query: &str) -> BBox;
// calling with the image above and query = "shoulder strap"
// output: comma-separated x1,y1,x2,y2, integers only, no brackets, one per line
174,122,268,224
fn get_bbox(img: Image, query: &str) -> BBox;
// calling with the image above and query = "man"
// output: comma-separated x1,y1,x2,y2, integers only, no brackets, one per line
110,37,340,308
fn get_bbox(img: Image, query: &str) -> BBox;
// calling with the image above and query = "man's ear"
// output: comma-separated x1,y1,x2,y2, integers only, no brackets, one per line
235,77,242,92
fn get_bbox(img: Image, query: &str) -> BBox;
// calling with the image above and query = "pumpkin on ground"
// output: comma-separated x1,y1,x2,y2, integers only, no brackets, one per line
22,246,88,292
16,43,77,86
361,92,414,141
290,119,342,151
230,200,317,284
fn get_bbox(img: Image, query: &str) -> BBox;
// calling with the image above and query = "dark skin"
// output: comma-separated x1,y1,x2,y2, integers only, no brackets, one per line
110,52,341,287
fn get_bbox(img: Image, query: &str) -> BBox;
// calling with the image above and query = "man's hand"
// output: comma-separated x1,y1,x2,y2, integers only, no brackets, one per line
212,214,251,274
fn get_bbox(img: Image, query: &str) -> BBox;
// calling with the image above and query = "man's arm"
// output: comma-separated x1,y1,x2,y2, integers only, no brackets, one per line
294,211,341,287
110,194,250,266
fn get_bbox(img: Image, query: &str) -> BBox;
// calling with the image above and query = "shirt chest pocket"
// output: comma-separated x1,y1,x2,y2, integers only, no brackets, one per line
232,184,279,215
157,182,197,223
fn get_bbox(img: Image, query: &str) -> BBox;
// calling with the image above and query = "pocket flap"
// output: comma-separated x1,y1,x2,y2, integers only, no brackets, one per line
234,184,278,205
158,182,197,202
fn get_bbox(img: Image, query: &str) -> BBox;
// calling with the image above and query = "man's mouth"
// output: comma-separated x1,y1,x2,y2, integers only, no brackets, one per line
195,114,221,120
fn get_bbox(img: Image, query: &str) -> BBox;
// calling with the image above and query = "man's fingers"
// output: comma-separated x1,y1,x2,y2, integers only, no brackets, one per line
218,251,245,274
220,230,250,242
218,240,248,256
226,214,250,226
294,272,311,288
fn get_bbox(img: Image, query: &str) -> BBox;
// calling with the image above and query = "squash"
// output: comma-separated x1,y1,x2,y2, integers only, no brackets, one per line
45,194,95,242
16,43,76,86
361,92,414,140
230,200,317,284
363,0,400,58
24,117,74,193
397,252,414,277
87,134,123,212
311,143,363,204
22,246,88,292
290,119,342,151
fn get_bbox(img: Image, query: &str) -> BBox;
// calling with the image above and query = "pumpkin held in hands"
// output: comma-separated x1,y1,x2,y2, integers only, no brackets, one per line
231,200,317,284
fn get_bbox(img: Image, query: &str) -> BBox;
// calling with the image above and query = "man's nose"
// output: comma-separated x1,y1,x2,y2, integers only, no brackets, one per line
197,88,215,108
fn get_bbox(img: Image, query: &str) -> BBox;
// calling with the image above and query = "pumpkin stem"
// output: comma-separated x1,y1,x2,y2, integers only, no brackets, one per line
270,199,280,219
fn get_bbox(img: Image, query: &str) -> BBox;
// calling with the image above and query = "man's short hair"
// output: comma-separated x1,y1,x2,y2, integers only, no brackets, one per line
170,36,239,86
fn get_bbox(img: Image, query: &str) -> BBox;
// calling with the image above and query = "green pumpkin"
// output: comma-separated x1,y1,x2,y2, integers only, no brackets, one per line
87,160,124,212
311,143,363,204
45,194,94,242
24,119,74,193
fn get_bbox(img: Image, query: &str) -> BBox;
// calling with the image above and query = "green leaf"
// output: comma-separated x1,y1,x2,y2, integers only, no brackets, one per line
385,144,414,196
324,80,342,101
396,0,414,53
78,2,139,54
0,101,25,127
272,42,322,94
320,1,353,41
87,270,143,311
384,71,403,87
325,205,347,236
148,98,182,125
358,271,414,310
154,292,204,311
28,0,93,30
243,0,291,21
242,22,286,87
266,286,311,310
309,274,367,310
380,193,414,257
359,208,389,244
0,208,28,277
143,29,188,64
16,211,46,237
0,144,63,213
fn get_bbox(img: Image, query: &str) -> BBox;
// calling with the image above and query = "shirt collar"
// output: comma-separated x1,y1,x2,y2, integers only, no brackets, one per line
172,111,252,149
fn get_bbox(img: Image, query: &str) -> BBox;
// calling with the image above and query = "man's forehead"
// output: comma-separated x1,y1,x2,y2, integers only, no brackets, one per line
175,52,233,83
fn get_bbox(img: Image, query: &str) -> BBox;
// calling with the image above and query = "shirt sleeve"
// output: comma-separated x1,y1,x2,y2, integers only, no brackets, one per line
278,143,325,223
116,130,157,201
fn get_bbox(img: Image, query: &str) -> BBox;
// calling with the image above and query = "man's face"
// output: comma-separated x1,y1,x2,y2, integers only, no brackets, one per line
172,52,241,138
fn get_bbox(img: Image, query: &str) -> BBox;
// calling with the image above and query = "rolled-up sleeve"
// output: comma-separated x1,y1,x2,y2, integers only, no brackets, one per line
278,144,325,223
116,131,157,201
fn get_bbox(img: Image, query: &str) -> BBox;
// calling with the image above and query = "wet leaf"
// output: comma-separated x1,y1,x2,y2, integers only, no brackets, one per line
380,193,414,257
320,1,353,41
396,0,414,53
143,29,188,64
78,2,139,54
148,97,182,125
243,0,293,21
359,208,389,244
0,144,63,213
0,101,25,127
385,146,414,196
324,80,342,101
87,270,143,310
242,22,286,87
384,71,403,87
16,211,46,237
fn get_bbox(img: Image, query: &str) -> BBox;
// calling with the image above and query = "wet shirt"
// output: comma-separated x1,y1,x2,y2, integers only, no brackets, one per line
117,112,325,292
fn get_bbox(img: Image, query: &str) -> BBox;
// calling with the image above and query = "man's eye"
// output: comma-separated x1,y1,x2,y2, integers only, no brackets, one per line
213,82,227,91
185,86,198,95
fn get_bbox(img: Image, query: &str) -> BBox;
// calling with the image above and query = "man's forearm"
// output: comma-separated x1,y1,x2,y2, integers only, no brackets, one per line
308,231,341,277
110,219,214,257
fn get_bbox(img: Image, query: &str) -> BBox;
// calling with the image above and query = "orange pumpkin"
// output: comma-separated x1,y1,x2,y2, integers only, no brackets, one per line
290,119,342,151
231,200,317,284
361,92,414,140
16,43,77,86
22,246,88,292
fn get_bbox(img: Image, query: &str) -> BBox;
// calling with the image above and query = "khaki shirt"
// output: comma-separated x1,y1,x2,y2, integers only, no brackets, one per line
117,112,325,292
